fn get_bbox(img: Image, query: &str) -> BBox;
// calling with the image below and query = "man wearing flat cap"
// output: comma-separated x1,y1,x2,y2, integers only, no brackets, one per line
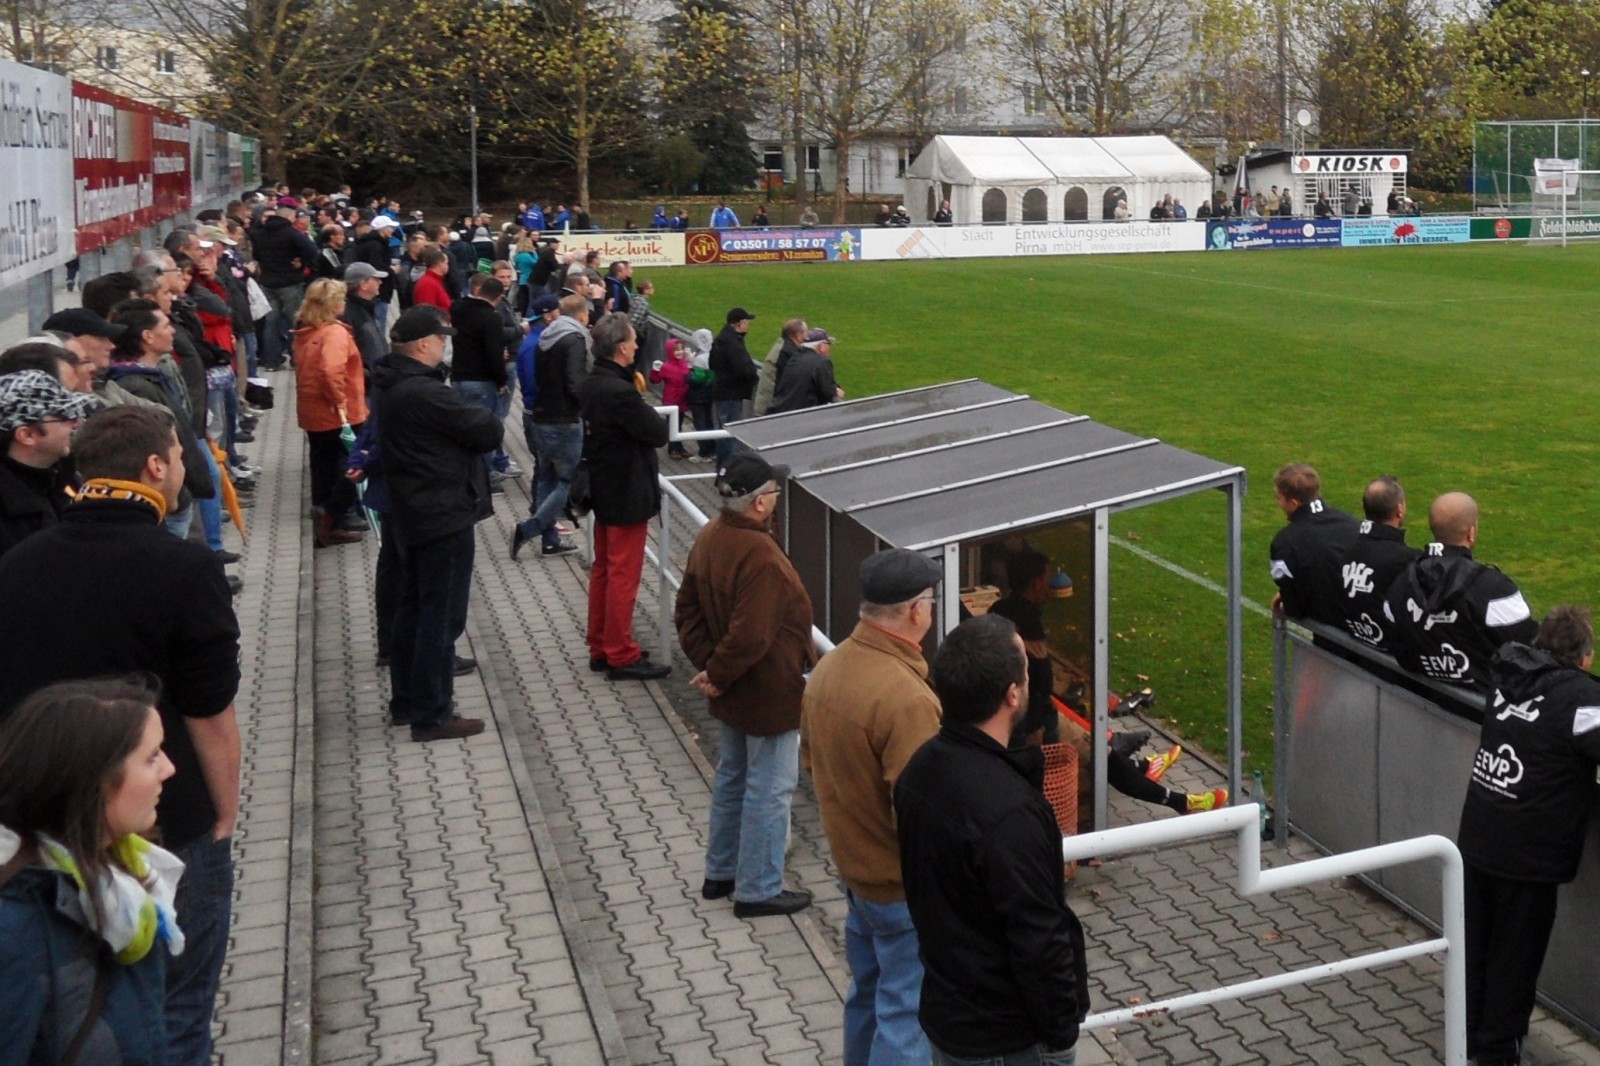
373,306,504,742
0,370,95,559
676,451,817,918
803,547,943,1064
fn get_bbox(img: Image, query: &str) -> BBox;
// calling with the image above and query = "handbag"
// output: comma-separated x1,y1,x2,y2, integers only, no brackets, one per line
243,377,275,409
566,458,592,518
246,277,271,322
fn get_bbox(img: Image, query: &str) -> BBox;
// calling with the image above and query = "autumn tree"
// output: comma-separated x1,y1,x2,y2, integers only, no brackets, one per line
657,0,761,193
1183,0,1283,147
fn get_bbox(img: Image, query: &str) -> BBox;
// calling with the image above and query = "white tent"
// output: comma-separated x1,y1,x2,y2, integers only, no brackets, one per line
907,134,1213,224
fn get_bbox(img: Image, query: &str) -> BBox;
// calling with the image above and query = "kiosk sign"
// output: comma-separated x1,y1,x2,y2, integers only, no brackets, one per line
1293,154,1407,174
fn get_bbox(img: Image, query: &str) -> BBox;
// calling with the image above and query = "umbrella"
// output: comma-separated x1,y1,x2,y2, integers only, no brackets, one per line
209,439,247,546
340,421,381,546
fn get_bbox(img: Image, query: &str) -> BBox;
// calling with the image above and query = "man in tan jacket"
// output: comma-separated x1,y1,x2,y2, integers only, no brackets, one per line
802,548,943,1065
676,451,816,918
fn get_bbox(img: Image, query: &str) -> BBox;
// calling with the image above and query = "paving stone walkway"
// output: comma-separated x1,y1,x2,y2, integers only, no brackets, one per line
206,375,1600,1066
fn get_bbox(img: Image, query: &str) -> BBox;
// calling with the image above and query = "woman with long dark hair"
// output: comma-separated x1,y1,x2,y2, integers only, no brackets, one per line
0,676,183,1063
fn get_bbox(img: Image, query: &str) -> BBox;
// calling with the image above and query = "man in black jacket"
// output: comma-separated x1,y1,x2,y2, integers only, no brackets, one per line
0,404,241,1064
352,217,399,331
1336,475,1421,652
1382,492,1536,692
374,306,504,742
770,327,843,414
0,369,93,560
710,307,757,466
895,614,1088,1063
579,313,670,681
448,276,511,490
252,207,319,369
1457,607,1600,1066
1268,462,1359,627
342,263,388,374
512,293,588,560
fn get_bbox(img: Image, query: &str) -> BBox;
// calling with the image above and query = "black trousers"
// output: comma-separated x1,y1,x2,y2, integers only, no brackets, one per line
1463,862,1559,1065
373,513,400,659
306,424,361,516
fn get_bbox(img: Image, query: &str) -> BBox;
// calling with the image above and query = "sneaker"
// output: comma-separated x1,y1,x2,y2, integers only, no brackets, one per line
542,538,579,557
234,431,255,443
411,716,486,742
501,460,524,477
510,524,532,561
607,659,670,682
1146,745,1182,782
701,878,735,900
733,889,812,918
488,469,508,485
687,455,712,463
1185,788,1228,814
1109,730,1151,758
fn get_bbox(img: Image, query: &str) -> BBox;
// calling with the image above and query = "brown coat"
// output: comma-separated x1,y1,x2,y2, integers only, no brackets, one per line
801,621,941,902
674,509,815,736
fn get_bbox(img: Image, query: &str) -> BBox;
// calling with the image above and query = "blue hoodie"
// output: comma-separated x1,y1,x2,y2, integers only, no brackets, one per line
522,203,546,232
651,206,669,230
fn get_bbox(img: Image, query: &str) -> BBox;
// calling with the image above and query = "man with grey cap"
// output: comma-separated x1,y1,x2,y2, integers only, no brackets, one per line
0,370,95,559
676,451,817,917
803,547,943,1064
769,327,844,414
341,262,389,372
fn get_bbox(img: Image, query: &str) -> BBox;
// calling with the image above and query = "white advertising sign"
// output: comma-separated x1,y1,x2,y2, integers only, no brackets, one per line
556,230,686,268
1292,153,1407,175
0,58,75,288
861,221,1204,261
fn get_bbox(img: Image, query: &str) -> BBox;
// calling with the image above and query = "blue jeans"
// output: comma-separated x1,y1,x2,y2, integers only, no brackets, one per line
165,502,194,541
844,891,927,1066
261,283,305,368
453,379,506,475
374,299,390,335
516,422,582,549
714,399,745,466
165,834,234,1065
705,723,799,903
242,329,258,378
389,526,476,730
197,446,224,552
932,1045,1076,1066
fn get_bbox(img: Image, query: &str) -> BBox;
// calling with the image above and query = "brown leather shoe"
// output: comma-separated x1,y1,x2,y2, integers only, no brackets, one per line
313,508,364,548
410,717,486,742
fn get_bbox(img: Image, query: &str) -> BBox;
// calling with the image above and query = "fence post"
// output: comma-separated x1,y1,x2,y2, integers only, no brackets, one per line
1273,615,1290,850
658,491,673,663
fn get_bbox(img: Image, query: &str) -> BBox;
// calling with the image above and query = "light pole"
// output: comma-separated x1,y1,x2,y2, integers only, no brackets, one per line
1583,68,1592,210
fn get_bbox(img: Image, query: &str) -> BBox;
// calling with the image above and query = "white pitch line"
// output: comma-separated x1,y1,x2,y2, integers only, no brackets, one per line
1111,535,1274,620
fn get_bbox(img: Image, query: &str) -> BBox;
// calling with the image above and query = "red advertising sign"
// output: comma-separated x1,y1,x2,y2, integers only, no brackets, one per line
72,81,189,254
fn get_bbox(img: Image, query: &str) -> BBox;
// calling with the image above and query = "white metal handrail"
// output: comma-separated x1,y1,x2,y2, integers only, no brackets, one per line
1063,805,1465,1064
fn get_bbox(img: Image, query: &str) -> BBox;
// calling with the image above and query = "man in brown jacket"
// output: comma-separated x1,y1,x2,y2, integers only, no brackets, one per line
675,451,816,918
802,548,942,1064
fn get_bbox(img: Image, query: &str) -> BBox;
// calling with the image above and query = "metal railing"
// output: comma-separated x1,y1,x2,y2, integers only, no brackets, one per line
641,403,835,665
1063,804,1466,1064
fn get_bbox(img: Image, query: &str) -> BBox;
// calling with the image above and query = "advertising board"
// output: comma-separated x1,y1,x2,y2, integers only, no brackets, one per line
859,221,1204,261
0,58,75,288
1469,215,1600,241
556,230,686,268
685,228,861,264
1292,153,1408,175
1340,216,1470,247
72,81,190,254
1205,218,1341,250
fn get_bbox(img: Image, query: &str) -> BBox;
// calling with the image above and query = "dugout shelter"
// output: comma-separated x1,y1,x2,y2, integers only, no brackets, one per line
906,134,1213,225
726,380,1248,831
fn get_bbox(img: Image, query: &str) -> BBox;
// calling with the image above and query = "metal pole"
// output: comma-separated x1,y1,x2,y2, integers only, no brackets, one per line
469,94,480,217
658,487,673,663
1227,480,1243,808
1092,507,1110,831
1273,615,1290,850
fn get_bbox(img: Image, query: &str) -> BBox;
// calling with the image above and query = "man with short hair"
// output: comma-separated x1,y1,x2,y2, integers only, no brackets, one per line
374,307,503,740
1336,475,1421,652
252,205,319,369
581,313,672,680
396,231,429,310
895,613,1089,1066
604,259,632,315
710,199,740,228
677,451,815,917
0,370,94,558
770,327,844,413
511,293,589,560
803,548,942,1063
354,217,400,330
710,307,758,465
316,224,347,278
1383,492,1537,691
412,247,455,316
0,403,242,1064
449,275,512,489
1457,605,1600,1066
754,317,806,416
1268,461,1359,626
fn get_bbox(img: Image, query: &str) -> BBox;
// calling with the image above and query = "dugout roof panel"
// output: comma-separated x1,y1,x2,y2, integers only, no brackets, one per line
728,380,1245,549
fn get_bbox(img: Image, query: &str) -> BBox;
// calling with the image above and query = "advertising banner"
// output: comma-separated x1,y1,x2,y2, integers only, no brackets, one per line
686,228,861,265
1205,218,1341,250
72,81,190,254
0,58,75,288
240,136,258,189
190,119,233,205
1292,153,1408,175
1470,215,1600,241
555,230,686,268
860,221,1204,261
1340,216,1470,247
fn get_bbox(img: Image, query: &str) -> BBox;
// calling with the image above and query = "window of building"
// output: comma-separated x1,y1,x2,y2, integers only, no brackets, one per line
1067,84,1089,113
763,145,784,172
805,145,820,172
896,148,909,178
1022,83,1037,115
96,46,118,70
954,86,969,114
156,50,177,74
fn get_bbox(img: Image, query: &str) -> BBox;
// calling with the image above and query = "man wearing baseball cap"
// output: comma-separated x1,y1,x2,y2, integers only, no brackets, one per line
342,262,390,371
769,326,844,414
352,217,400,330
802,547,944,1061
373,306,503,742
40,307,126,391
675,450,817,917
0,369,95,559
710,307,758,466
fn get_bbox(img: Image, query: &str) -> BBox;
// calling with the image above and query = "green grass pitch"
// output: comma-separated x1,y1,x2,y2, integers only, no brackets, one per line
651,241,1600,779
